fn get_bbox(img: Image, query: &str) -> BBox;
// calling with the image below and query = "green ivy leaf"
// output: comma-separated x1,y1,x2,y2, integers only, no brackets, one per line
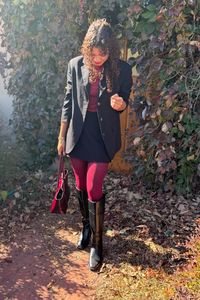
144,22,156,35
13,0,28,5
142,11,156,20
0,190,8,201
13,0,21,5
146,4,157,11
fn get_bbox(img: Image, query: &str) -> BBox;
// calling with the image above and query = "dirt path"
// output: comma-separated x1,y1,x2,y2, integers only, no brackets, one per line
1,170,200,300
0,208,99,300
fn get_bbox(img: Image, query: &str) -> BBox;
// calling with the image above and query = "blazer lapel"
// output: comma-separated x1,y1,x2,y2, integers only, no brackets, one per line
99,74,107,98
81,64,90,98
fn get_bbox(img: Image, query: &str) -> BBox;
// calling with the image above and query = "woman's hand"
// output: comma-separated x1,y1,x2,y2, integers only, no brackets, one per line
57,137,66,156
57,122,68,156
110,94,126,111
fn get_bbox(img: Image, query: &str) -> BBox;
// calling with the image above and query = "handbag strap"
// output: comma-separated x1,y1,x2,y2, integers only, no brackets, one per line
58,155,65,180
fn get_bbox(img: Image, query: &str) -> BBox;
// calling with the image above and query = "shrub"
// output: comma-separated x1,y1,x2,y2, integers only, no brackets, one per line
124,0,200,193
0,0,81,170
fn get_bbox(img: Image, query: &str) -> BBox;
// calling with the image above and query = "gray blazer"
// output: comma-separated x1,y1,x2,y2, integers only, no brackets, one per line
61,55,132,160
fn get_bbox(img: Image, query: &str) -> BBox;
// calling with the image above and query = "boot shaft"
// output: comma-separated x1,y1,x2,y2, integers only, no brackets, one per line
77,189,89,220
88,195,105,271
88,195,105,247
76,189,91,250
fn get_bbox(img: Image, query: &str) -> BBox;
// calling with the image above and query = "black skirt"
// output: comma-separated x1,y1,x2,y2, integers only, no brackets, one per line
69,111,110,162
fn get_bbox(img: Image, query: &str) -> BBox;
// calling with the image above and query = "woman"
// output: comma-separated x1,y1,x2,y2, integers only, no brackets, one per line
57,19,132,271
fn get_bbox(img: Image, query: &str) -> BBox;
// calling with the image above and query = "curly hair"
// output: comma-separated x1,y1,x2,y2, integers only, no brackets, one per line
81,19,120,92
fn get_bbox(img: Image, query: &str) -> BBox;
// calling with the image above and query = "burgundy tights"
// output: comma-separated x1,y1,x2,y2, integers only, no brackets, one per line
70,157,109,202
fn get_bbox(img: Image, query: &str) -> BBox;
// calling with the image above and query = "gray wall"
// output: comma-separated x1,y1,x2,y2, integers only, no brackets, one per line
0,23,13,135
0,75,13,121
0,26,13,122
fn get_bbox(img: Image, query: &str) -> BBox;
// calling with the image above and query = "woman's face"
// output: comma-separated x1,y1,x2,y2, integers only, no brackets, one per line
91,47,109,67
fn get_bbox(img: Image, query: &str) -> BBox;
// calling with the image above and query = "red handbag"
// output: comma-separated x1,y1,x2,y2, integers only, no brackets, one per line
50,155,70,214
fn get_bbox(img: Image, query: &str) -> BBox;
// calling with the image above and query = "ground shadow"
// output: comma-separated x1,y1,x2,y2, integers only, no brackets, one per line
103,172,200,274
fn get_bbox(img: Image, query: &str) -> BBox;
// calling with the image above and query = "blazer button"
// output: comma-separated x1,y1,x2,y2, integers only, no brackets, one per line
98,102,101,106
100,117,103,122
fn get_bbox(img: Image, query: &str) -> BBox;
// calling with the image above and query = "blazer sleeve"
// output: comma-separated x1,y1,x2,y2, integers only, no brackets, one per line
61,60,72,122
118,63,133,109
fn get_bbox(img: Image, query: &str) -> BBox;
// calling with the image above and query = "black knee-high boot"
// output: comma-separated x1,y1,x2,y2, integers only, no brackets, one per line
77,190,91,250
88,195,105,271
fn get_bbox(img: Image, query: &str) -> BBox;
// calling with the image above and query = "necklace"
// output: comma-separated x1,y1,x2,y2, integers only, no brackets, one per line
89,67,104,83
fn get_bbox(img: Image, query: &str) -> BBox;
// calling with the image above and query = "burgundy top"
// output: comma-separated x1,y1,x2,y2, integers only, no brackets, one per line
87,80,99,112
87,66,103,112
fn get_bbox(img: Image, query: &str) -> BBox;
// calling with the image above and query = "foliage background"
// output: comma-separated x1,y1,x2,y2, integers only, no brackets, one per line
122,0,200,194
0,0,200,193
0,0,81,170
80,0,200,193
